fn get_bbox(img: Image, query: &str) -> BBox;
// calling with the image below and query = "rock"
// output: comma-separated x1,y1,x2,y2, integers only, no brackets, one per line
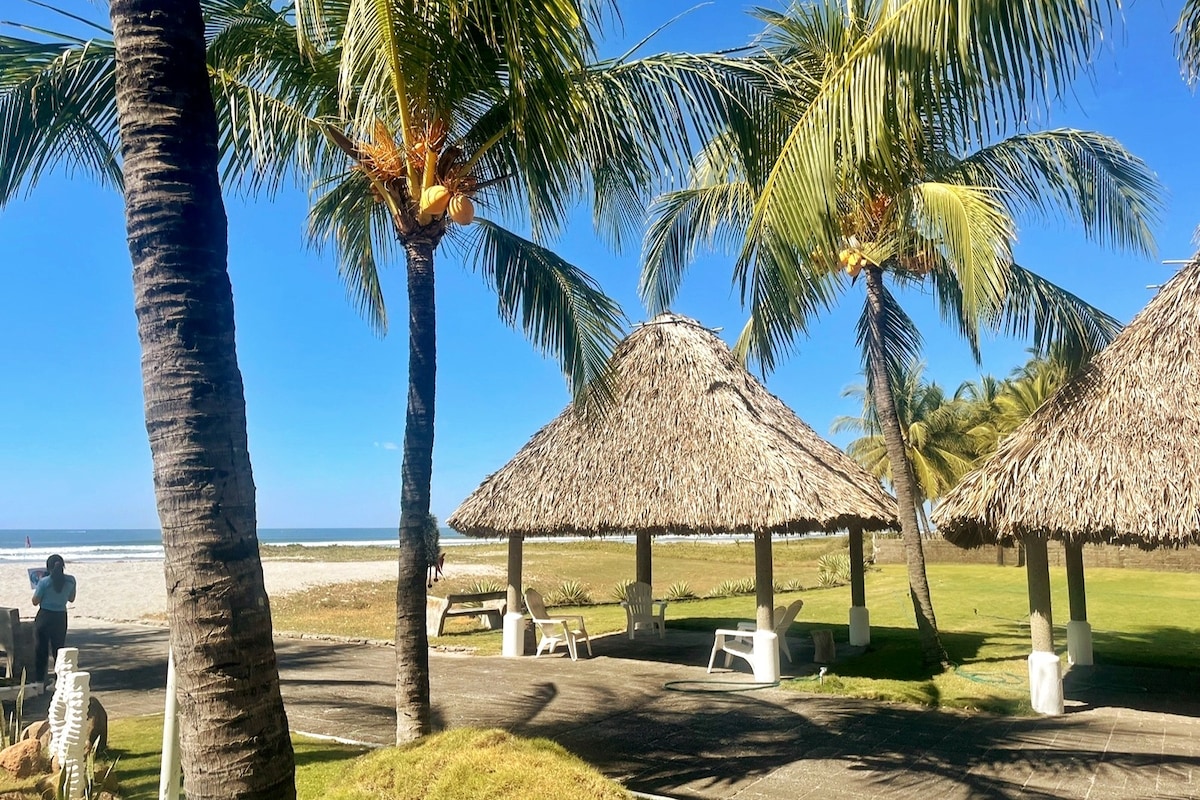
87,696,108,754
0,737,46,778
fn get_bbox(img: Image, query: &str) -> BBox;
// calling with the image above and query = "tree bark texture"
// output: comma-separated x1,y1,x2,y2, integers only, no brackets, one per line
109,1,295,796
863,266,948,668
1025,534,1055,652
1064,540,1088,623
396,236,437,742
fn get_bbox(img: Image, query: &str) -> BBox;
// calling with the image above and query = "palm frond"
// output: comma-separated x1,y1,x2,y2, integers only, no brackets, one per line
749,0,1120,276
993,261,1122,370
469,218,627,405
0,37,120,204
947,129,1162,257
306,169,391,333
1177,0,1200,88
640,181,756,314
907,181,1014,321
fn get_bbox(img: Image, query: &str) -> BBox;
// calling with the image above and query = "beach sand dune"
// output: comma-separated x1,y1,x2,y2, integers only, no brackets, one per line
0,559,501,623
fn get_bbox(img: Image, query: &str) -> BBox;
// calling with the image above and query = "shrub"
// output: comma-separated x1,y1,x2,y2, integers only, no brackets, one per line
610,579,635,603
818,552,852,587
665,581,697,601
548,580,592,607
704,578,756,598
780,578,806,592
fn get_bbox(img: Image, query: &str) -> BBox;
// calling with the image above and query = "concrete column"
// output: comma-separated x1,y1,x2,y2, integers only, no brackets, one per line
636,531,652,586
754,531,774,631
502,534,526,657
848,525,870,646
1064,540,1093,666
1024,534,1063,714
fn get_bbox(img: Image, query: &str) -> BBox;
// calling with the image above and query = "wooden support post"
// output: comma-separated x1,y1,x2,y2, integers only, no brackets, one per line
636,531,652,587
754,531,774,631
506,533,524,614
849,526,866,608
1024,534,1054,653
1064,541,1087,623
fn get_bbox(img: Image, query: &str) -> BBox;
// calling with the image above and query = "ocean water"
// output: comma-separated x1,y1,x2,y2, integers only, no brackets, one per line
0,527,470,564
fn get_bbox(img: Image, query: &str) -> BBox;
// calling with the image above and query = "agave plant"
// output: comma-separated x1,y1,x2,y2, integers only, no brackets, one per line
549,581,592,607
817,552,853,587
665,581,697,602
610,579,635,603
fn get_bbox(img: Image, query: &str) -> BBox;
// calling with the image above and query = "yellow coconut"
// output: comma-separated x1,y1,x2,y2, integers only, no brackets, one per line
420,185,451,215
447,194,475,225
845,261,863,278
838,248,852,266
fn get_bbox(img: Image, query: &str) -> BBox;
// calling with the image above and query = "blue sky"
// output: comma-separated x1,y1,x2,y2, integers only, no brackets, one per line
2,1,1199,529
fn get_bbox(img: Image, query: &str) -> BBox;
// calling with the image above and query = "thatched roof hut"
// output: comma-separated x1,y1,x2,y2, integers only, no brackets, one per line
448,313,896,537
933,259,1200,550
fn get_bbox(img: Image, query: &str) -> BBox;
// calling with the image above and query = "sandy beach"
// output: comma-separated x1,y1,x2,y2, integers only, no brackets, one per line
0,558,501,623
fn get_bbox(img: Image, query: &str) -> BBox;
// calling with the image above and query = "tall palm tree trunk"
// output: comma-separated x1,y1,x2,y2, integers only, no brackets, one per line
396,235,438,742
109,0,295,796
863,266,948,668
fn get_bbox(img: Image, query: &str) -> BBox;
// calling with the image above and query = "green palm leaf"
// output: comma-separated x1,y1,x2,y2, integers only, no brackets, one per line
469,218,626,403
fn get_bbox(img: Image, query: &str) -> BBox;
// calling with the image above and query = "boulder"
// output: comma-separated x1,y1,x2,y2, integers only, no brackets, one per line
0,737,46,779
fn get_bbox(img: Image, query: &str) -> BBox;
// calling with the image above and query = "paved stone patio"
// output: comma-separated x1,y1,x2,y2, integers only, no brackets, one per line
41,619,1200,799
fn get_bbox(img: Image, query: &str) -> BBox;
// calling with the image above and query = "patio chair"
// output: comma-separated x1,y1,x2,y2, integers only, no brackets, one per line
524,588,593,661
619,581,668,639
714,598,805,669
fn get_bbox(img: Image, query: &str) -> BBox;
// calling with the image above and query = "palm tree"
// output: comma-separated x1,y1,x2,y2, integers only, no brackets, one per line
108,0,295,796
2,0,762,740
834,361,979,531
959,351,1073,459
641,0,1161,668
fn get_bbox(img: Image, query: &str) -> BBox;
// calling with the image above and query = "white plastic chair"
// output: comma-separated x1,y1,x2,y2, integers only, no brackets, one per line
619,582,668,639
723,598,805,667
524,588,593,661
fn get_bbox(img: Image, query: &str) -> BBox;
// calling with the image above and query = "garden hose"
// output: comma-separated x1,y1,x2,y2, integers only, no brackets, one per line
663,679,780,693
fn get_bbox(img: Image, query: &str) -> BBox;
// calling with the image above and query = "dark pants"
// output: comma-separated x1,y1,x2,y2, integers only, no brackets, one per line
34,608,68,682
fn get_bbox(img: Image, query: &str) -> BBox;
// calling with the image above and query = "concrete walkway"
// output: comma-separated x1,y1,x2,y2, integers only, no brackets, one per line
45,619,1200,799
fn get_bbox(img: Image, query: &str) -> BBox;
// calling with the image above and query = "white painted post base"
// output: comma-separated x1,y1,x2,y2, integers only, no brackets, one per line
501,612,526,658
751,631,780,683
1066,620,1093,666
1028,650,1064,715
848,606,870,646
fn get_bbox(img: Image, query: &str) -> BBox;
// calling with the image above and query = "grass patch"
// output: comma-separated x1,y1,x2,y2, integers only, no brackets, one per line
99,715,370,799
96,720,620,799
324,728,629,800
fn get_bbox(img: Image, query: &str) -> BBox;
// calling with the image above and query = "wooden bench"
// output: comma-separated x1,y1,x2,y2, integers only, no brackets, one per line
426,591,507,637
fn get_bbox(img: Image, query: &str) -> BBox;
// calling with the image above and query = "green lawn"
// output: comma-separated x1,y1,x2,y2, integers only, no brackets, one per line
268,542,1200,714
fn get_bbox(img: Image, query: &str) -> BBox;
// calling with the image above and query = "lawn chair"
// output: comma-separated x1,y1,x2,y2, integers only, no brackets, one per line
619,581,668,639
524,588,593,661
713,598,805,670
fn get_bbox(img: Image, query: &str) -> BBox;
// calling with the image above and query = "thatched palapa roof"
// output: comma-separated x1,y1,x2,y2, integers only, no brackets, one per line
933,259,1200,550
448,313,898,537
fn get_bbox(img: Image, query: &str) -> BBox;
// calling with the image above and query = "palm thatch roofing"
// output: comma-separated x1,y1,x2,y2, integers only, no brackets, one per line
448,313,898,538
933,259,1200,550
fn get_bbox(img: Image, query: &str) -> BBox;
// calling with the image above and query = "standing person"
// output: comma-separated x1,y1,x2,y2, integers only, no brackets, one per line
32,554,76,688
